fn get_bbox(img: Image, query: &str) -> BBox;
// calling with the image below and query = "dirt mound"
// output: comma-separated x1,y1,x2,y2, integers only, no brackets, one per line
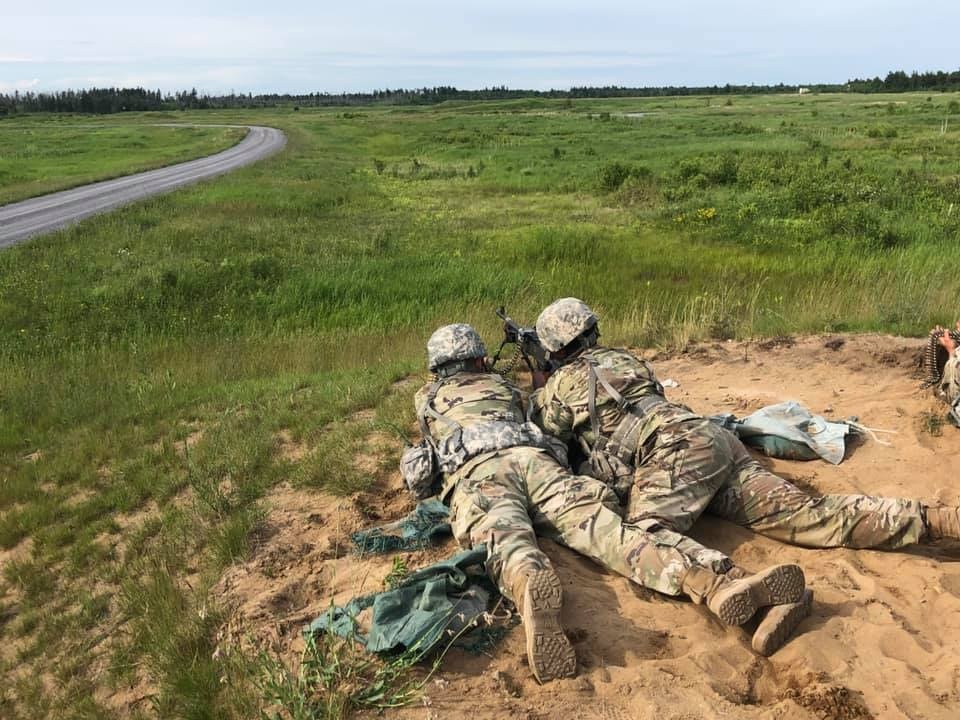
781,674,874,720
216,334,960,720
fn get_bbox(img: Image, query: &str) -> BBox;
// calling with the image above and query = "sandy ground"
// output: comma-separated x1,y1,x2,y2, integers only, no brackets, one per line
214,334,960,720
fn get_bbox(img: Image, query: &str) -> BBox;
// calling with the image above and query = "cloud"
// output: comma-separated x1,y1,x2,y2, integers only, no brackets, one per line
330,51,675,70
0,56,36,63
0,78,40,91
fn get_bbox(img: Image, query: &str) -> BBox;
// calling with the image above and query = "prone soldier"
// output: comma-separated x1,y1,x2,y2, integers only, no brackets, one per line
928,321,960,426
528,297,960,555
401,323,810,682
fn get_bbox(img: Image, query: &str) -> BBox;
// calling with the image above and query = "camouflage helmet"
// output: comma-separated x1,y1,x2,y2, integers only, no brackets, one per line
536,298,599,352
426,323,487,371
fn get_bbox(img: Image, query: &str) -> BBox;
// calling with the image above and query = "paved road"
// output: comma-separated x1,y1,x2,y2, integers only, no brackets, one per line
0,125,286,249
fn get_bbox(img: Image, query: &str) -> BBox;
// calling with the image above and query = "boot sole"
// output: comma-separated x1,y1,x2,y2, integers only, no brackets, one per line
523,569,576,683
714,564,806,626
752,588,813,656
749,564,806,607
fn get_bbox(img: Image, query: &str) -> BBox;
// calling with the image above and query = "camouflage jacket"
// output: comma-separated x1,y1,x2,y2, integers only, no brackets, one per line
940,352,960,405
530,346,701,459
940,352,960,426
414,372,566,497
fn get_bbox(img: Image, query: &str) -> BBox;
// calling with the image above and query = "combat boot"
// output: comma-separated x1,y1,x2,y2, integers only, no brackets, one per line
751,589,814,656
513,568,576,683
924,505,960,540
682,564,806,626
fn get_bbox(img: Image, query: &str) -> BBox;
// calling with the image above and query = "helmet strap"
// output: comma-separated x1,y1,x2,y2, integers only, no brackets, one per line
549,325,600,365
434,357,485,378
579,325,600,350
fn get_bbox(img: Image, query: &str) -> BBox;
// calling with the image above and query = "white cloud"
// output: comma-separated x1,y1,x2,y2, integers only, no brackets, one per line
3,1,959,94
330,52,674,70
0,78,40,91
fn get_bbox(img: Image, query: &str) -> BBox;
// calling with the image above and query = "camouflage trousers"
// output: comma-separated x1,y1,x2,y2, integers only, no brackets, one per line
447,446,732,604
626,419,926,549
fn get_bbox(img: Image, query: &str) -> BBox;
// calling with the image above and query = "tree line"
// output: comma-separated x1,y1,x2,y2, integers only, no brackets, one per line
844,69,960,93
2,69,959,115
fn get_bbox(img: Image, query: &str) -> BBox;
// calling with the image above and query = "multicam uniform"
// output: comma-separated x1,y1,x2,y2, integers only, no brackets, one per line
530,346,927,550
938,351,960,425
414,371,734,604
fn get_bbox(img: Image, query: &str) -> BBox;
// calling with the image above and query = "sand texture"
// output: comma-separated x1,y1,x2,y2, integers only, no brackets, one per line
216,334,960,720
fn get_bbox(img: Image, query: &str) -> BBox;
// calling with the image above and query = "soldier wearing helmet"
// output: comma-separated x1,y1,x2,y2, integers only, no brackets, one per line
402,323,811,680
427,323,489,376
534,297,600,360
530,298,960,567
930,321,960,426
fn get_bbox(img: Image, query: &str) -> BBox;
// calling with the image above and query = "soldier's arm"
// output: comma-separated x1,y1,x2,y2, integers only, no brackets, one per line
413,385,429,416
412,384,435,438
938,326,957,354
529,383,575,443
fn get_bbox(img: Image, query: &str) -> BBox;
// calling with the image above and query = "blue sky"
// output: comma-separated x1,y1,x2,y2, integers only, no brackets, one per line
2,1,958,94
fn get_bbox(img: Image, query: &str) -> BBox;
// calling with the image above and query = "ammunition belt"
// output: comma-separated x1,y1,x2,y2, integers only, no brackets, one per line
922,328,960,389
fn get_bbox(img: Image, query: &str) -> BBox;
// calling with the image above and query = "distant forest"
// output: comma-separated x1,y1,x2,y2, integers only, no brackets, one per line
2,69,960,115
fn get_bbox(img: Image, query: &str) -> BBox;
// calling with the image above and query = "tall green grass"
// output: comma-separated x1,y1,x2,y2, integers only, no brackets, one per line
0,123,246,204
2,92,960,717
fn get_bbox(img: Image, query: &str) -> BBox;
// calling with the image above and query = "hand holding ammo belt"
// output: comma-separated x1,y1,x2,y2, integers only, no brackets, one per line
922,326,960,391
921,325,960,428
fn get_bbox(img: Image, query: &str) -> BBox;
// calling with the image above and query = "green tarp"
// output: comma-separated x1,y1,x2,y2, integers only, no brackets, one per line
350,498,451,554
711,400,852,464
307,545,493,656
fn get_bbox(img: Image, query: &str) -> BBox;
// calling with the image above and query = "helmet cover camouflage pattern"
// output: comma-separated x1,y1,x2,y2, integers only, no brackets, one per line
535,298,599,352
426,323,487,371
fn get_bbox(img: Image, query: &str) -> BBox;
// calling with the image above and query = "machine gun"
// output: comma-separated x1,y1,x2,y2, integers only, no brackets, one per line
922,326,960,389
492,306,553,374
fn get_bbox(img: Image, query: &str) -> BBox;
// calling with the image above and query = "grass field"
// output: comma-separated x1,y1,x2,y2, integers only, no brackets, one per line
1,92,960,718
0,122,247,204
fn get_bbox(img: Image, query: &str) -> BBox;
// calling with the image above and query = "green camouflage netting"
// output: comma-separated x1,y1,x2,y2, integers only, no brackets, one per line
350,499,451,554
306,545,496,656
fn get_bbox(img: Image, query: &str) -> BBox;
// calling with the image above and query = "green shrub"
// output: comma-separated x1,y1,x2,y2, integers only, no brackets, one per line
866,124,898,139
598,161,651,192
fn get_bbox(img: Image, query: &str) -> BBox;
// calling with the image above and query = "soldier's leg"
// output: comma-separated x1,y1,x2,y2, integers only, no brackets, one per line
521,448,722,594
707,435,926,549
624,419,737,532
521,449,804,626
447,460,551,602
448,456,575,682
